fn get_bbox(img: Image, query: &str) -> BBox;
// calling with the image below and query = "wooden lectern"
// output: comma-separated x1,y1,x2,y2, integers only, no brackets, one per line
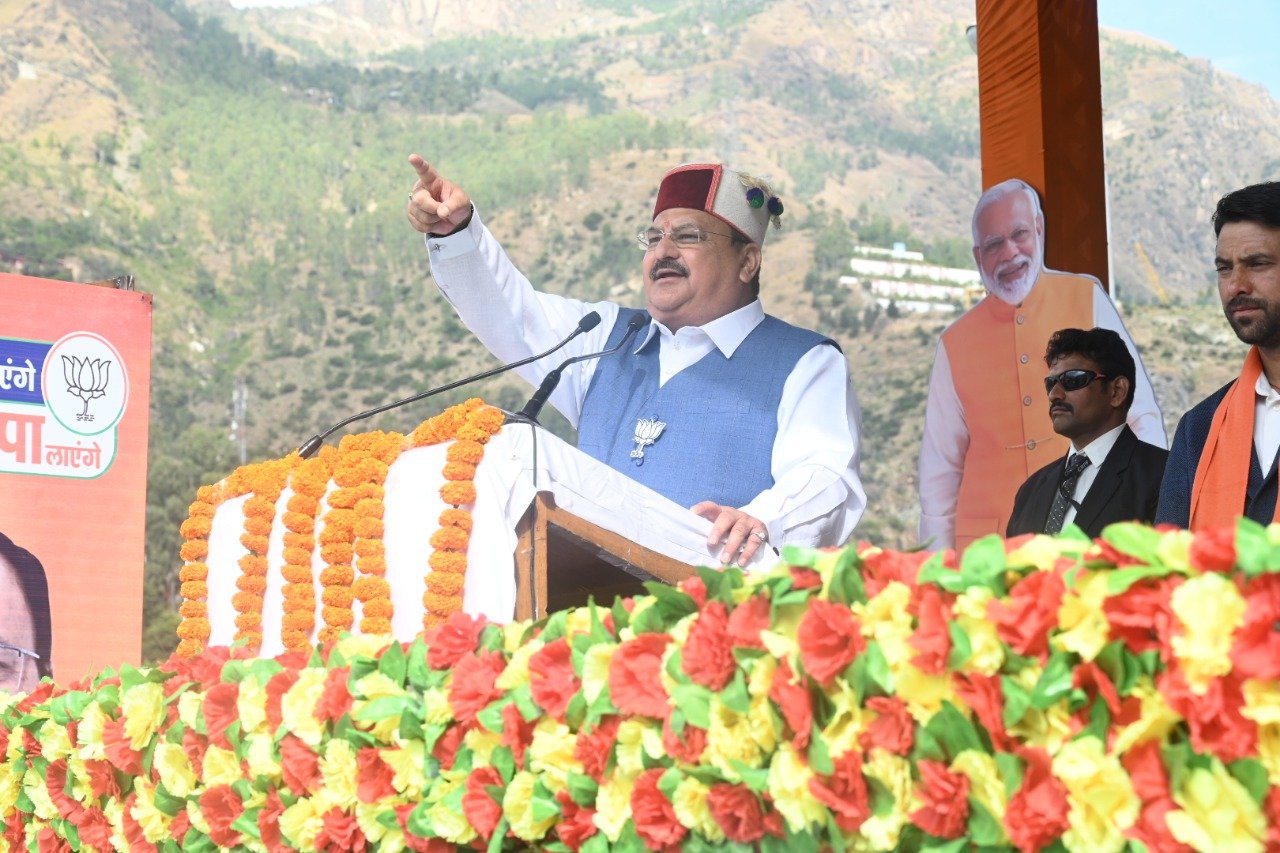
514,492,697,620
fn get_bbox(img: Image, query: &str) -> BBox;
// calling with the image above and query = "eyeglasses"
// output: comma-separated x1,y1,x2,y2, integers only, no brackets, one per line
636,224,735,251
1044,369,1108,395
0,641,40,693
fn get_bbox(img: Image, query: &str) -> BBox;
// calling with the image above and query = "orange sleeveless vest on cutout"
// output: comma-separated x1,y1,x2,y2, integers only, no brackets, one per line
941,271,1095,549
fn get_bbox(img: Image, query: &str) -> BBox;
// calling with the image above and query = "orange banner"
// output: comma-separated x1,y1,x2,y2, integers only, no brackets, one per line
0,273,152,688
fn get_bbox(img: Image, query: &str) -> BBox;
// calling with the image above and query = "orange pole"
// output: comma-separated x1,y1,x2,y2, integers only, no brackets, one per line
975,0,1109,291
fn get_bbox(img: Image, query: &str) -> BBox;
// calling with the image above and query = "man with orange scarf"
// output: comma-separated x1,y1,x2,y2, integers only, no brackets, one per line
1157,182,1280,529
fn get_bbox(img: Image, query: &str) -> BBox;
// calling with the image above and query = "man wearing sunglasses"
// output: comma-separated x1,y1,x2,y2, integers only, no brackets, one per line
1007,328,1168,538
1156,182,1280,530
407,157,864,566
918,179,1166,551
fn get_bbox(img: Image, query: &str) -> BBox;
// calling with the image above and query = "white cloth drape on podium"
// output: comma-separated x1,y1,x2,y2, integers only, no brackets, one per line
204,426,767,656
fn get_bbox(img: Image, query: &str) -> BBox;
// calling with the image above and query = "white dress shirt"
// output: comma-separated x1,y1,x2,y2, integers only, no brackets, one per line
917,281,1167,549
424,210,865,549
1060,423,1125,528
1253,372,1280,475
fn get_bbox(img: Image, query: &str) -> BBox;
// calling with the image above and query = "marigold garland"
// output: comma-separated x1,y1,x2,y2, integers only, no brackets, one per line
175,485,224,657
279,450,333,652
229,455,299,653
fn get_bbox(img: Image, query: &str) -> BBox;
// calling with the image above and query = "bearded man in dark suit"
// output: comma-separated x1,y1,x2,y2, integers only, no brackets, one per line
1007,328,1168,538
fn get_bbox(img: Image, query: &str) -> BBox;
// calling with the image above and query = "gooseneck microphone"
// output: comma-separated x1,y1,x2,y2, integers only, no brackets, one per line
515,313,648,425
296,311,603,458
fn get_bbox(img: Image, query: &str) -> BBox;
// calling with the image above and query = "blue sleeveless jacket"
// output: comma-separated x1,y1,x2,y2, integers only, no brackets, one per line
577,308,835,509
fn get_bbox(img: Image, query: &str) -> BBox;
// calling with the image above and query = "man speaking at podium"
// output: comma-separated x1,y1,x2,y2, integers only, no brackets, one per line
407,156,864,566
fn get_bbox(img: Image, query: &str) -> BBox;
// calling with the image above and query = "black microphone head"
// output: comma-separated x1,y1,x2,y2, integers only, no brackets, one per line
578,311,602,333
626,313,647,333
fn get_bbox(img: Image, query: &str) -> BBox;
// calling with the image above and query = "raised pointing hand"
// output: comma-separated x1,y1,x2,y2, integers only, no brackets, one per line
407,154,473,235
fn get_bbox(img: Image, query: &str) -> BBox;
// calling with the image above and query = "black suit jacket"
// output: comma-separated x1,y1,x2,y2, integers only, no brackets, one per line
1006,426,1170,539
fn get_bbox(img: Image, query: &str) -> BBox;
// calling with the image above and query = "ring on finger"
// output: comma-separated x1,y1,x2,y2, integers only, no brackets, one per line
751,528,767,543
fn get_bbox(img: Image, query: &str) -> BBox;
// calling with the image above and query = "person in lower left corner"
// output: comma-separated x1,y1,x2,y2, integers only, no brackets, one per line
0,531,52,693
1007,328,1169,538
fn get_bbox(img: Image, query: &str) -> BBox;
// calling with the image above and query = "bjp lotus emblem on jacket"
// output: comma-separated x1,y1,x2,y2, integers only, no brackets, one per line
61,355,112,422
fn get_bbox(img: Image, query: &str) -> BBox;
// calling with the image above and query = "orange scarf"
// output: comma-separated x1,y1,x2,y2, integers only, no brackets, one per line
1189,347,1280,530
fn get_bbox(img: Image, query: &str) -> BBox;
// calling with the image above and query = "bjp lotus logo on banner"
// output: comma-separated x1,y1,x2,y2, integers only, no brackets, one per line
0,331,128,479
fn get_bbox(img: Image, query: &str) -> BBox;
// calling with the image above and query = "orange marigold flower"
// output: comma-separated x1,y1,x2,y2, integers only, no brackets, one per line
244,517,274,539
239,554,268,575
240,534,270,555
179,561,209,582
353,577,384,601
353,517,384,540
282,565,314,585
354,539,384,558
429,551,468,573
439,508,474,532
447,441,485,464
180,600,208,618
179,517,213,539
322,605,353,627
320,565,355,587
431,526,471,551
196,484,223,504
320,544,354,565
441,482,477,505
180,581,209,600
232,591,263,610
361,617,392,635
424,591,463,614
359,557,388,578
362,599,393,619
323,588,355,608
283,546,312,567
442,461,477,482
327,489,360,510
428,572,465,596
239,576,268,595
283,511,316,535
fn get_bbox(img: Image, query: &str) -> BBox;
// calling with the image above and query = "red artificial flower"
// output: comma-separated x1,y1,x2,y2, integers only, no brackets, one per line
432,723,467,771
258,787,288,853
988,569,1065,659
101,718,144,776
574,716,621,780
76,809,114,852
682,601,736,690
789,566,823,589
316,808,368,853
808,749,870,832
201,681,241,750
168,808,191,841
529,638,579,720
861,547,929,598
726,594,770,649
662,715,707,764
797,599,865,686
357,747,397,804
1265,785,1280,852
679,574,707,607
502,701,536,769
909,584,952,674
265,669,301,731
316,666,354,723
462,766,505,842
769,658,813,750
84,759,121,801
1072,661,1122,724
181,728,209,773
280,734,322,796
859,695,915,755
954,672,1015,751
554,790,599,851
1121,741,1192,853
1159,668,1258,764
632,768,687,851
707,783,770,844
1188,524,1236,572
37,826,73,853
1232,573,1280,680
121,793,159,853
199,785,245,848
609,634,672,718
448,650,507,724
4,808,24,850
425,610,487,670
911,760,971,839
1102,578,1177,658
1004,747,1071,853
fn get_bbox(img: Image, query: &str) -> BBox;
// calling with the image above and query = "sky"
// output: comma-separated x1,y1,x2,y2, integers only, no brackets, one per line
225,0,1280,100
1097,0,1279,99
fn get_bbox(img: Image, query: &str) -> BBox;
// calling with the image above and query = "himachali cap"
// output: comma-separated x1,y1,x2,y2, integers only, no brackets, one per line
653,163,784,246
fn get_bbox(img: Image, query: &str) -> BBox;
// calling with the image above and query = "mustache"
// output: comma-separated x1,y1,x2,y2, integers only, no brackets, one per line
1227,295,1268,313
1050,402,1073,415
649,258,689,280
996,257,1029,277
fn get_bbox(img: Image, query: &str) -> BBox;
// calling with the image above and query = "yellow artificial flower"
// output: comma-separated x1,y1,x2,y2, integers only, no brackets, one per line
336,633,393,662
356,801,400,851
177,691,203,731
75,700,108,760
950,750,1008,826
37,718,73,761
279,796,325,850
463,726,503,766
672,776,724,842
503,770,558,841
351,670,406,742
1007,533,1082,572
1170,573,1245,693
892,662,956,722
1258,723,1280,786
580,642,617,704
820,679,868,758
952,587,1005,675
0,765,20,819
381,739,426,798
851,748,914,852
1242,678,1280,727
1153,529,1194,572
202,744,243,788
153,741,198,798
503,621,529,653
244,731,280,781
121,682,166,750
236,674,268,734
1111,677,1181,754
855,582,913,667
1052,737,1139,853
186,799,212,835
1166,761,1266,852
422,687,453,726
1054,571,1110,662
768,742,825,831
281,667,329,747
705,699,765,779
614,718,663,777
1007,667,1072,752
320,738,359,809
759,627,799,662
495,637,542,691
128,780,171,843
528,719,583,792
593,773,636,842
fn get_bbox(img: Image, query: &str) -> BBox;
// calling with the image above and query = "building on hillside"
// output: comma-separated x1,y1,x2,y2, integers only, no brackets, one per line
839,242,983,315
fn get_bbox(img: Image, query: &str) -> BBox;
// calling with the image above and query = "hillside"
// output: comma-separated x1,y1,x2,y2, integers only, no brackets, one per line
0,0,1274,659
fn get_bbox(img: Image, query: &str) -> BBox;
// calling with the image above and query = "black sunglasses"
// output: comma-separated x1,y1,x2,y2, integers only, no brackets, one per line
1044,369,1108,395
